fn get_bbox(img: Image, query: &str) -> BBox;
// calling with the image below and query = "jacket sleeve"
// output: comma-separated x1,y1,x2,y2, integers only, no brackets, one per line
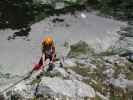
33,57,43,71
51,46,56,62
52,46,55,54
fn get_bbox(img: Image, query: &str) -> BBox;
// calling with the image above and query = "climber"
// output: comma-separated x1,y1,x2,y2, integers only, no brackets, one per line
33,36,56,72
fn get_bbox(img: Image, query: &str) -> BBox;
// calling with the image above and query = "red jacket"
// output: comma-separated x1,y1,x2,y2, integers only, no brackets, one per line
33,45,55,71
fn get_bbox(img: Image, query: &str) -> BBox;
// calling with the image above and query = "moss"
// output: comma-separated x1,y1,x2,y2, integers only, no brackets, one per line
71,66,91,77
95,96,102,100
70,41,89,53
84,79,108,100
98,47,117,56
127,72,133,80
91,81,102,91
71,65,107,95
113,61,133,79
64,41,69,48
67,41,94,58
110,96,123,100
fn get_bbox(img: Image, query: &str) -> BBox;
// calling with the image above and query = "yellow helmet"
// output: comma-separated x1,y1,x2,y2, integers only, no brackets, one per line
42,36,54,46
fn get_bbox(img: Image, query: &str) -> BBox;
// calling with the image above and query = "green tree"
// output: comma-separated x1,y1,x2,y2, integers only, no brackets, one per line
0,0,35,29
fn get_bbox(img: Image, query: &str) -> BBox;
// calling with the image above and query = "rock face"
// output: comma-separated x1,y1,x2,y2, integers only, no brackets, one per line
0,9,125,75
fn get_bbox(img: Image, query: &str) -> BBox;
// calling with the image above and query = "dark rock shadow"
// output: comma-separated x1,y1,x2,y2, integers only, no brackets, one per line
52,18,64,23
7,27,31,41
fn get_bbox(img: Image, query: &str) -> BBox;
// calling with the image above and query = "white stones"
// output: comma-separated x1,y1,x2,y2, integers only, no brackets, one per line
96,92,109,100
103,68,114,78
111,78,127,88
63,59,77,68
66,69,84,81
81,13,87,19
51,67,69,78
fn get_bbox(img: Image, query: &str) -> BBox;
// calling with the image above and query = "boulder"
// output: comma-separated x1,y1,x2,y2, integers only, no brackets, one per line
67,41,94,59
38,77,96,99
12,77,95,99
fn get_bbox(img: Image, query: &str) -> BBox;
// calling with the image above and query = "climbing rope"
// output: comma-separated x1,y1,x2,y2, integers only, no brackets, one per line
0,57,64,95
0,70,33,93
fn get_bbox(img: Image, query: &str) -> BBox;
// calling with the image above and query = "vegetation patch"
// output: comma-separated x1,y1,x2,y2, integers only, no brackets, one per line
71,66,91,77
67,41,94,58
